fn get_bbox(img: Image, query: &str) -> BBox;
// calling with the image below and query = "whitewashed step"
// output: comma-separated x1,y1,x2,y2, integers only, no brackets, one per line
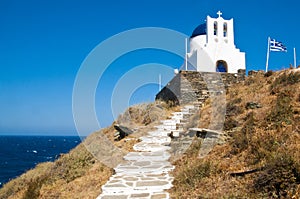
172,112,184,117
98,191,170,199
161,120,177,126
133,142,171,152
139,135,171,145
101,173,173,195
148,130,170,137
124,151,171,161
162,125,177,131
114,161,174,174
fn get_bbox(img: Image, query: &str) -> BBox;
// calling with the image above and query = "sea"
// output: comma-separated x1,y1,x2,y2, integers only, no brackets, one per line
0,135,83,188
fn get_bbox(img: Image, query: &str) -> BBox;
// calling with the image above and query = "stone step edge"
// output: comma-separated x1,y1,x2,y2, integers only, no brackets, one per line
98,191,170,199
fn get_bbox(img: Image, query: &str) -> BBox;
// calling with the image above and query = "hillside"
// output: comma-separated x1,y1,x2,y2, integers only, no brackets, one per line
0,69,299,198
171,69,300,198
0,102,173,199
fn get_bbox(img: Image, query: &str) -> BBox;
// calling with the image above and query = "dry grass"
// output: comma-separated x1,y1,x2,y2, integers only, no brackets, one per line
0,100,177,198
171,69,300,198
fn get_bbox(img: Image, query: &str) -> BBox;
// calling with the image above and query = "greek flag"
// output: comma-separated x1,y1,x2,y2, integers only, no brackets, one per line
269,38,287,52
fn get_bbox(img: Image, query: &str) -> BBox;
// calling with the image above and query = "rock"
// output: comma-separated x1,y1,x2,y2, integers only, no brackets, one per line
245,102,262,109
114,131,121,141
167,131,174,139
114,131,120,137
248,70,258,76
264,70,274,77
238,69,246,75
114,125,134,140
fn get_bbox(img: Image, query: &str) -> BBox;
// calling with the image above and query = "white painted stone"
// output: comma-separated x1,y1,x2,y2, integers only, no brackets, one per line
139,135,171,145
124,151,171,161
133,142,171,152
183,105,195,109
101,173,174,194
161,120,177,126
164,126,177,131
172,131,180,137
148,131,170,137
172,112,184,117
98,104,199,199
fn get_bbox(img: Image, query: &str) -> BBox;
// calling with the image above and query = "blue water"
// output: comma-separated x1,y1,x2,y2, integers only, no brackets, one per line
0,136,82,188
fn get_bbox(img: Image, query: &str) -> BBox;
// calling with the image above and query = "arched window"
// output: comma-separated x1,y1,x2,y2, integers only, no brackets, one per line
214,21,218,36
216,60,228,72
223,23,227,37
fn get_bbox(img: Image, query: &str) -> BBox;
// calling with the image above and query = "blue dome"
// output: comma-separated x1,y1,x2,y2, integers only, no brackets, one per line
190,23,206,38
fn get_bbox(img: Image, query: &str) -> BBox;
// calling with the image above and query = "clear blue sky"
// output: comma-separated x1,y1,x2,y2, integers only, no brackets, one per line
0,0,299,135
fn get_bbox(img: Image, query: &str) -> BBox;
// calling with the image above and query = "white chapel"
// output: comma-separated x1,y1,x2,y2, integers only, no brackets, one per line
184,11,246,73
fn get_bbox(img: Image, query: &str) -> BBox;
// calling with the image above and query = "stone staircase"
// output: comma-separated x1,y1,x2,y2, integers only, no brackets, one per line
97,105,199,199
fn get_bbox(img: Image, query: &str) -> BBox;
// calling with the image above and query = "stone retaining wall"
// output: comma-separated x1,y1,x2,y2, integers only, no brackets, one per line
156,70,245,105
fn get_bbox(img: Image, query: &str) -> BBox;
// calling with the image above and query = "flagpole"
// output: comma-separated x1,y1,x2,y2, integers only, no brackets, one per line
158,74,161,92
294,47,297,68
266,37,270,72
185,38,188,70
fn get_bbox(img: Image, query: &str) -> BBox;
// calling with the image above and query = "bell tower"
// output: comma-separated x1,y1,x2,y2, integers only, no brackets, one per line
185,11,246,73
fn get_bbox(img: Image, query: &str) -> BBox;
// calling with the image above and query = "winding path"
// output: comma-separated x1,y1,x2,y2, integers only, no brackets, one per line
97,105,196,199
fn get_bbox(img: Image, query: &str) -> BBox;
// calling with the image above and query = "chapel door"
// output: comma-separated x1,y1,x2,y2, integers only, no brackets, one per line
216,60,228,72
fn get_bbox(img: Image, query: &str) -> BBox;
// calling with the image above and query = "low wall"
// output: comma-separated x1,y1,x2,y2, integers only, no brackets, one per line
155,70,245,105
